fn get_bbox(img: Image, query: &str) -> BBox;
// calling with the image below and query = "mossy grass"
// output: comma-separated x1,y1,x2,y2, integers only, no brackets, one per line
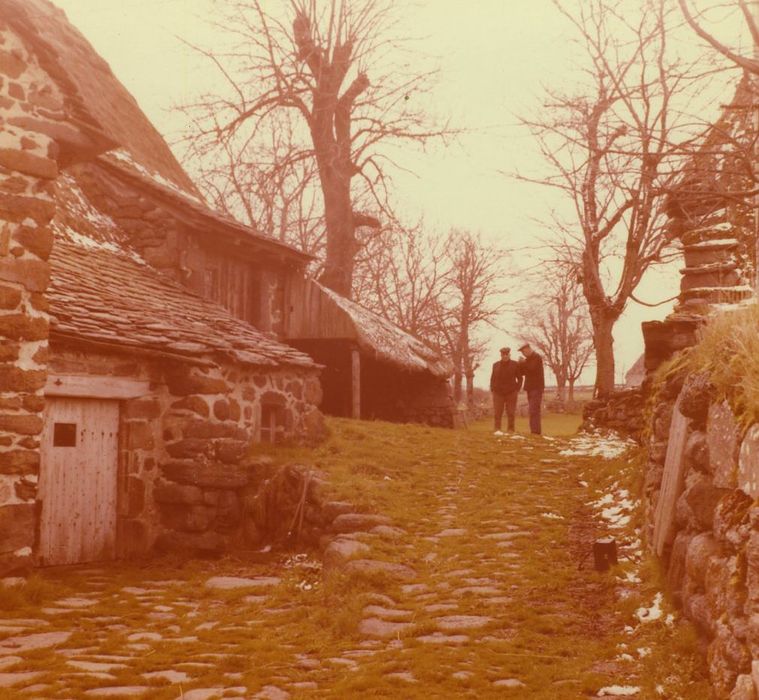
1,415,711,698
680,302,759,426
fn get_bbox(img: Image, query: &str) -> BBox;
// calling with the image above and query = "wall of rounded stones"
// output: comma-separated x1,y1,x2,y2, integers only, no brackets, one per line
581,388,646,442
22,346,325,568
155,362,325,553
0,24,70,576
644,368,759,698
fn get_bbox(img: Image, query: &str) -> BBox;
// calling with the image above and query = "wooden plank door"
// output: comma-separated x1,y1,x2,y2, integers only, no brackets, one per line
39,398,119,565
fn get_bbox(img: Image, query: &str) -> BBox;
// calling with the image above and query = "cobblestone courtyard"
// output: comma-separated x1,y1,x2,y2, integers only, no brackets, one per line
0,420,706,699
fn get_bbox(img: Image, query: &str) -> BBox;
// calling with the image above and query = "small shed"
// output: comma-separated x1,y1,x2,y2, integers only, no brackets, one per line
285,280,455,426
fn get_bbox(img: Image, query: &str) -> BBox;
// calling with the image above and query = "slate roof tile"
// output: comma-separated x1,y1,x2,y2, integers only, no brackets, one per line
49,240,317,371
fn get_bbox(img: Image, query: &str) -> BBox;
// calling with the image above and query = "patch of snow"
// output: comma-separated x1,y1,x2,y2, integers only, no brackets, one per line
578,480,589,487
637,647,651,658
58,174,120,232
541,512,563,520
686,236,737,248
601,508,631,529
559,432,635,460
597,686,640,697
109,148,204,204
53,222,146,266
636,592,663,623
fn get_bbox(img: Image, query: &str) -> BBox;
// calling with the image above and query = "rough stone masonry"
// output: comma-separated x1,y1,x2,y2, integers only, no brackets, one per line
0,21,71,575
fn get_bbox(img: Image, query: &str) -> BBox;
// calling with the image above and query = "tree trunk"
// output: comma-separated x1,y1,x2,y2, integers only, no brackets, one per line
466,372,475,407
568,380,575,403
555,379,566,406
453,371,463,403
592,313,616,397
315,156,356,297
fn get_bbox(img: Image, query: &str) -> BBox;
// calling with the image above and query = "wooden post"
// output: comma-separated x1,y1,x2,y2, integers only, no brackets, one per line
753,2,759,293
351,348,361,419
593,537,618,572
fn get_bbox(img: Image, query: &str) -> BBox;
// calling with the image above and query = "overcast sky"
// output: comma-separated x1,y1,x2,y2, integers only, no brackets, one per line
50,0,743,387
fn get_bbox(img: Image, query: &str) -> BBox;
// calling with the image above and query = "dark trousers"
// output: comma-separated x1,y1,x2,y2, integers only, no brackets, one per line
492,391,518,431
526,389,543,434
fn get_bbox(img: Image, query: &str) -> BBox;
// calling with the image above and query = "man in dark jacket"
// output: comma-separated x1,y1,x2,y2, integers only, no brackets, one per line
518,342,545,435
489,347,522,434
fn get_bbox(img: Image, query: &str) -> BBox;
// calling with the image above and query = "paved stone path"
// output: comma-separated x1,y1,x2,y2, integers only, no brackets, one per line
0,427,678,698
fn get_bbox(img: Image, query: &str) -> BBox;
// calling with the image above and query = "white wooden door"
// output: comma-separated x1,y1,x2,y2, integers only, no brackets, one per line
39,398,119,565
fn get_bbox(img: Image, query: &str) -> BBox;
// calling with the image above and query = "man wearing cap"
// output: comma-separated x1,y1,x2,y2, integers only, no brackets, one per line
518,343,545,435
489,347,522,435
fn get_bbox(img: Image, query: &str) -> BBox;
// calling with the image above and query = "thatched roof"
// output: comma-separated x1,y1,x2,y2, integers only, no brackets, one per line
286,280,452,378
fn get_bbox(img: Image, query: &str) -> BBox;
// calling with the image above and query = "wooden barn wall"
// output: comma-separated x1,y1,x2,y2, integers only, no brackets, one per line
285,277,356,341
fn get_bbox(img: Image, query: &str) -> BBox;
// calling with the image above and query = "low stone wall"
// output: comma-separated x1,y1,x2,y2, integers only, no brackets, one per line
644,368,759,698
581,388,646,441
154,459,390,564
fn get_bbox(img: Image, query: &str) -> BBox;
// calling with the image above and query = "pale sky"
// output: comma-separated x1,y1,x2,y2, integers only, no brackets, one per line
50,0,743,387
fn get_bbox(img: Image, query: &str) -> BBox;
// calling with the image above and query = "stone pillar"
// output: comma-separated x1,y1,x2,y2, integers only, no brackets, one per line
0,25,64,574
642,214,754,376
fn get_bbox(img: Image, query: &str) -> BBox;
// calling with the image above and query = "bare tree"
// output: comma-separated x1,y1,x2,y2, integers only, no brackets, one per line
353,221,448,339
678,0,759,75
517,273,594,405
188,113,326,259
432,229,506,406
178,0,450,298
520,0,709,396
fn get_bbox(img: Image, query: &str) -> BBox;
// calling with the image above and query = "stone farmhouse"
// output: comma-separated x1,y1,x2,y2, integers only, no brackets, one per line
0,0,453,575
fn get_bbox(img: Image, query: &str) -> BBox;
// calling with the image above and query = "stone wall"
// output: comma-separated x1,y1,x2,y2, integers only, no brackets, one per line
156,360,324,553
0,24,68,575
644,368,759,698
581,388,646,441
40,346,325,562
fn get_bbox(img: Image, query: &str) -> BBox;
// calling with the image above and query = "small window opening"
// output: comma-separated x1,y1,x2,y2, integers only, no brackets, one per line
260,404,285,444
53,422,77,447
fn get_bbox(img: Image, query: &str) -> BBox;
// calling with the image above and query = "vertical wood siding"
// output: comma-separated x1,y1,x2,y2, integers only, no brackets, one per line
39,398,119,565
